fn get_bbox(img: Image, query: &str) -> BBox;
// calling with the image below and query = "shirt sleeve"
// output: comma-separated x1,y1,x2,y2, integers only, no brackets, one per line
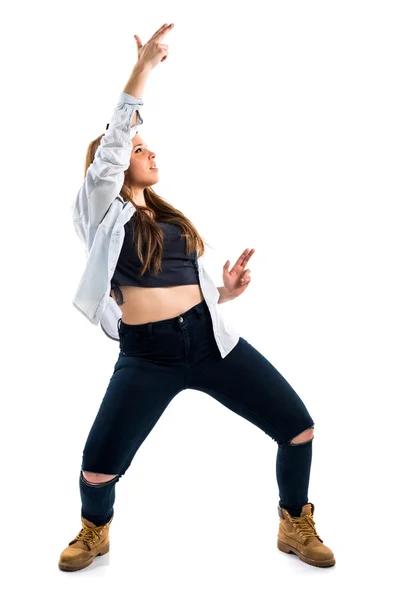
71,92,143,236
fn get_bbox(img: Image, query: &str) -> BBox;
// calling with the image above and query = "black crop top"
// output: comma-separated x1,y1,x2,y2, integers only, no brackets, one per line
110,217,199,292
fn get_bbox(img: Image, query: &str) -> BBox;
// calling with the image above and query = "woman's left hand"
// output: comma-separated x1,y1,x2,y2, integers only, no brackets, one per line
222,248,255,299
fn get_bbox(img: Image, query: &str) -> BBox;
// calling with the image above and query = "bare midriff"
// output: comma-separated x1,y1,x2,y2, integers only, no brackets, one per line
112,209,204,324
111,284,205,325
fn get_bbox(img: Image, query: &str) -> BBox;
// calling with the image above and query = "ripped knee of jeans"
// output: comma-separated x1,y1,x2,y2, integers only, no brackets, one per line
288,425,314,445
81,471,120,487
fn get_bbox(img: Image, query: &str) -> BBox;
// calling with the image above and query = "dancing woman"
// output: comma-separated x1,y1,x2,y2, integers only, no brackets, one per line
59,22,335,571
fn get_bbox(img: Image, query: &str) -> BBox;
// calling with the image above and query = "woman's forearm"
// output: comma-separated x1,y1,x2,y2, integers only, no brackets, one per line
217,286,235,304
123,62,151,97
122,63,151,124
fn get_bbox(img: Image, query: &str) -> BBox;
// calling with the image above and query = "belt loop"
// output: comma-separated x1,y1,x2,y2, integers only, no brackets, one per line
148,322,153,338
193,304,202,319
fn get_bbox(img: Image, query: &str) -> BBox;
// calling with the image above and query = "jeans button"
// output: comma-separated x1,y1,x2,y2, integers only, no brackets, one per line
178,316,183,322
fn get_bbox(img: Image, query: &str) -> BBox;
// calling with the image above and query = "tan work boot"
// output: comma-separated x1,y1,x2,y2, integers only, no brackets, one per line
277,503,335,567
58,515,114,572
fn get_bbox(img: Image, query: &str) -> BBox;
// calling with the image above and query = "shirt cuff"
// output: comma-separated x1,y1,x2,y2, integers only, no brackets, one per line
118,91,144,106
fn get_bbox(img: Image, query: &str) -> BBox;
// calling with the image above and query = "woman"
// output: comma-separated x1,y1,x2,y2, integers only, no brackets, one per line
59,23,335,571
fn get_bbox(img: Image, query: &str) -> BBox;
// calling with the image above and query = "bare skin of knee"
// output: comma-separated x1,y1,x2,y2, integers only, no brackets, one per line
289,426,314,445
82,471,118,484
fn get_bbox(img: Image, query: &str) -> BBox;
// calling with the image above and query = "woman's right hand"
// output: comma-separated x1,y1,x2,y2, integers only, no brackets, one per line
133,23,174,70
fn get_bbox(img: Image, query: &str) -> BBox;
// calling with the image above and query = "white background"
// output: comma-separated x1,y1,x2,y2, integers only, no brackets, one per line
2,0,399,597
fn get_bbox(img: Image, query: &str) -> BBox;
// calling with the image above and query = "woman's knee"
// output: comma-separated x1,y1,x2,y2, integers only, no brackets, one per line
288,425,314,445
82,471,119,485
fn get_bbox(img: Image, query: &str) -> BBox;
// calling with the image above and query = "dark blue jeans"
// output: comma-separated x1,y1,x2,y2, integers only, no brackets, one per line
80,299,315,525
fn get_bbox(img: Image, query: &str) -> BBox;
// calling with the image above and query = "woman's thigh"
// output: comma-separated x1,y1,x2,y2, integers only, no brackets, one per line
81,353,185,477
188,337,315,444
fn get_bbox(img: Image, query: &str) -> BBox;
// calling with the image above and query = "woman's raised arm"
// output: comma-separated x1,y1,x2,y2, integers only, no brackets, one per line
71,23,175,243
123,22,174,103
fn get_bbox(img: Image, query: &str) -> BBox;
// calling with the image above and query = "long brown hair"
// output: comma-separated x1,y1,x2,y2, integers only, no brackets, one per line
85,134,210,276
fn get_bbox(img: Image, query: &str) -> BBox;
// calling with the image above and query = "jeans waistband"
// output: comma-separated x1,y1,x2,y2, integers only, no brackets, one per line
117,299,208,337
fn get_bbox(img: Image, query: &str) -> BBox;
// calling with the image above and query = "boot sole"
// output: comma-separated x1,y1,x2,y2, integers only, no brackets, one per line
277,539,335,568
58,542,110,572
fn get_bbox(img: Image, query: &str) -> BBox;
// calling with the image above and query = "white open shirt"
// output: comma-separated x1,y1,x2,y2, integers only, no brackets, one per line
70,92,240,359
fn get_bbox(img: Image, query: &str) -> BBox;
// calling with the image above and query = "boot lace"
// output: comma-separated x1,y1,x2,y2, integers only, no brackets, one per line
72,525,104,549
287,513,320,541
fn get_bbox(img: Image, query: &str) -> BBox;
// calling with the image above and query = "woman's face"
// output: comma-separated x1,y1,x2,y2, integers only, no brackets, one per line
127,134,159,187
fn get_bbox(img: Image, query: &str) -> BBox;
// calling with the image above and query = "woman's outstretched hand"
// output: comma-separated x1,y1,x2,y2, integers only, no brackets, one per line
134,23,174,70
222,248,255,299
